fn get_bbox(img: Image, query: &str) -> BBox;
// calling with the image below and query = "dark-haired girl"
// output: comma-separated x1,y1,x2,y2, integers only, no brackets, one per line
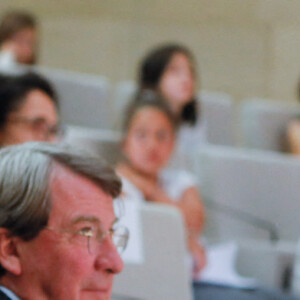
138,44,206,151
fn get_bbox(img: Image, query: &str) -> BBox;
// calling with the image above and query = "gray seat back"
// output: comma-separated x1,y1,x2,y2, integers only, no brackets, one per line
35,66,113,129
63,125,122,166
241,98,300,151
194,145,300,242
199,90,236,146
113,203,192,300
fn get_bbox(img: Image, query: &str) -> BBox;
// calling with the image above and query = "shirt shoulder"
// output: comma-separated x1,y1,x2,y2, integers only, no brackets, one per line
160,169,197,201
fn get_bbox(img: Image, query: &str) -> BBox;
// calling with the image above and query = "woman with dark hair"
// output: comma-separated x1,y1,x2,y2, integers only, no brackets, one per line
0,11,38,67
0,72,60,146
138,43,206,150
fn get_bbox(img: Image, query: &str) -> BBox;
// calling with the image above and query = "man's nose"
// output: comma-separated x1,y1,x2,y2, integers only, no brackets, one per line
94,238,124,274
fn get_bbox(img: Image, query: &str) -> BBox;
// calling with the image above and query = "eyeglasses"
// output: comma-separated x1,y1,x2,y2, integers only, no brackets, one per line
7,116,64,141
45,222,129,255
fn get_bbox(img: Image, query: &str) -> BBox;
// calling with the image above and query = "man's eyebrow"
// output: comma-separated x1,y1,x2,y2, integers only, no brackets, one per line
71,216,119,227
71,216,101,224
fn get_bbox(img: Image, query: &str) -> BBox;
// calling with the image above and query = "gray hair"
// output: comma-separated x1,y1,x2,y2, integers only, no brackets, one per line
0,142,122,276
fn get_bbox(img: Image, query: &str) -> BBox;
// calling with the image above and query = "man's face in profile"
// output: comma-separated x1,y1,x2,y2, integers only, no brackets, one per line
16,165,124,300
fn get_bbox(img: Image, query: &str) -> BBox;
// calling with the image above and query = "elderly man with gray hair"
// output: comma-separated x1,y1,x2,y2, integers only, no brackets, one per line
0,142,129,300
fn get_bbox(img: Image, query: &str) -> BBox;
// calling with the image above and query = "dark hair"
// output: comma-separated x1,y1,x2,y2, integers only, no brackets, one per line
0,11,37,64
123,90,178,135
138,43,199,126
0,72,58,130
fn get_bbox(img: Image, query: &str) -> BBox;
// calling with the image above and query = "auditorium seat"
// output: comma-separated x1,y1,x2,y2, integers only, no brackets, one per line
112,202,193,300
191,144,300,291
113,80,135,128
193,144,300,242
34,66,114,129
240,98,300,152
236,239,295,290
63,125,122,166
199,90,236,146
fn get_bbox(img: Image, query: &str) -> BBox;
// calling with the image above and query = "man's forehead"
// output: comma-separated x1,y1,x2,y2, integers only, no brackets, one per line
48,164,115,224
50,164,108,197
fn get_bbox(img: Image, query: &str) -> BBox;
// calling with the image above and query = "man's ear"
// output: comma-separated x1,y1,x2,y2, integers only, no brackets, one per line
0,228,22,276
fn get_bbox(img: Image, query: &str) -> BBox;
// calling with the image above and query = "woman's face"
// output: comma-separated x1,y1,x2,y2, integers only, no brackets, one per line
158,52,195,114
8,27,37,64
0,89,59,146
123,107,175,176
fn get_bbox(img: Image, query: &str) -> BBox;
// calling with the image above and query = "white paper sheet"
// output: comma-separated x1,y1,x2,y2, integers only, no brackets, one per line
196,242,258,289
114,199,145,265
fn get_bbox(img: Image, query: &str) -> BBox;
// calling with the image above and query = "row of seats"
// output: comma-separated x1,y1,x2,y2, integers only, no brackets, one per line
40,66,300,152
6,64,298,153
112,202,296,300
41,66,236,146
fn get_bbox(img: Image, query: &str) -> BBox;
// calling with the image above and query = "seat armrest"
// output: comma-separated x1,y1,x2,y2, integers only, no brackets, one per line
235,239,296,291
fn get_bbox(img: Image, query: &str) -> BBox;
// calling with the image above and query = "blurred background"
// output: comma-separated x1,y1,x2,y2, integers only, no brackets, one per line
1,0,300,102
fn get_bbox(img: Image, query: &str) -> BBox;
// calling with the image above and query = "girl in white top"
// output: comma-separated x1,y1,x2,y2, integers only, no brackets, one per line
117,94,206,276
136,43,207,151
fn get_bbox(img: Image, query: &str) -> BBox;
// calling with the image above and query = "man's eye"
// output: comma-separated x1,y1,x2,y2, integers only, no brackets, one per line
77,227,94,237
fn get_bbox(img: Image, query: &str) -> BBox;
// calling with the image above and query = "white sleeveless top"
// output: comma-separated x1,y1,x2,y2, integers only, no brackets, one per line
120,169,197,203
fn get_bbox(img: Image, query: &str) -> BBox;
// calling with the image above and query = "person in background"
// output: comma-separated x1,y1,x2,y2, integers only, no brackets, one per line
117,92,206,277
0,11,37,67
287,81,300,155
0,142,127,300
137,43,206,151
0,72,60,146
